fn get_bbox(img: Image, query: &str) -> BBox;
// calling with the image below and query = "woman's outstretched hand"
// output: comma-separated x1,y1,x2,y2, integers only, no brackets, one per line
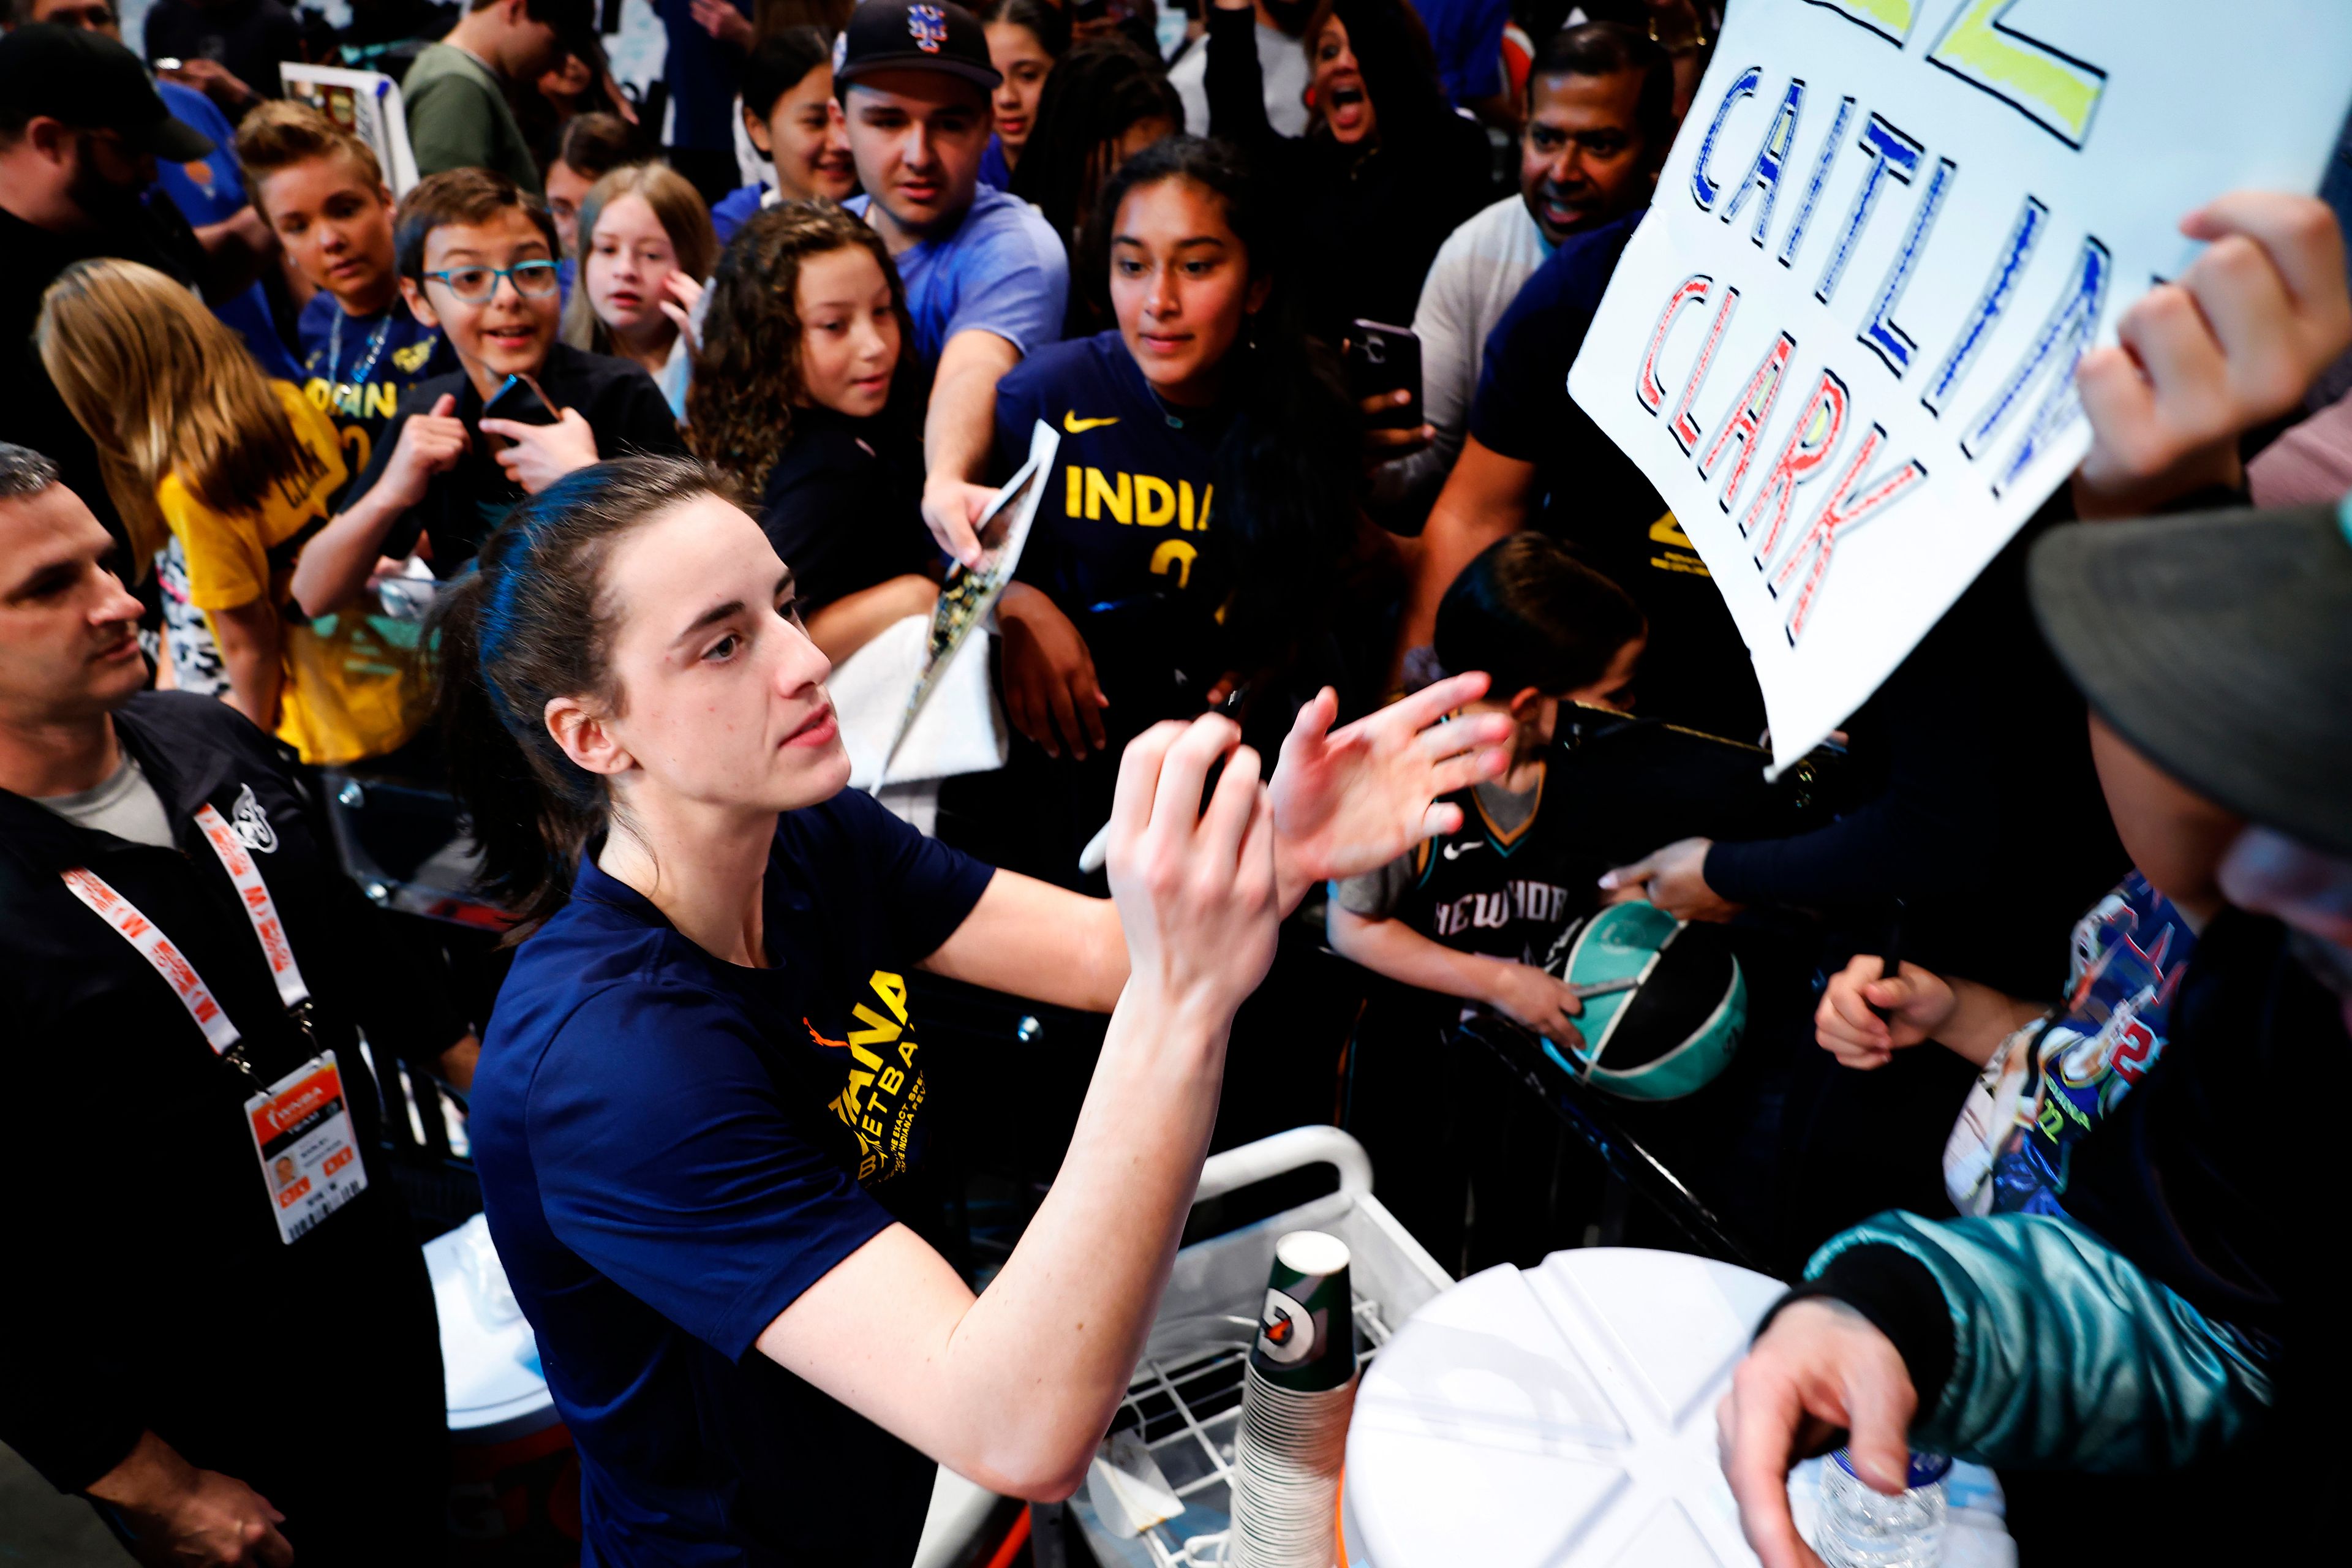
1267,674,1514,908
1106,714,1281,1025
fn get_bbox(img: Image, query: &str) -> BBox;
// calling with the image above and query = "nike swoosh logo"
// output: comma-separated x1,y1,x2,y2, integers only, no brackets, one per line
1443,841,1485,859
1063,412,1120,433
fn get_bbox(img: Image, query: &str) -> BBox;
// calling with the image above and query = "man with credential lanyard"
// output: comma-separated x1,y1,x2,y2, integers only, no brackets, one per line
0,446,476,1566
443,455,1518,1566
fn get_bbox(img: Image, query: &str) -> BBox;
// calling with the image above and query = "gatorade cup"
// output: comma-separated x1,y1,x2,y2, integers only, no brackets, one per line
1250,1231,1357,1393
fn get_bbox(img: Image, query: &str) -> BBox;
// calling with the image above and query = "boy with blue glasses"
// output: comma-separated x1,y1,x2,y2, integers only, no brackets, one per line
290,167,686,617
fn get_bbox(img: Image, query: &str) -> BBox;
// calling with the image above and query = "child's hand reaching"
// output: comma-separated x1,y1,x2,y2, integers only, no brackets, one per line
1485,960,1585,1048
1814,956,1958,1069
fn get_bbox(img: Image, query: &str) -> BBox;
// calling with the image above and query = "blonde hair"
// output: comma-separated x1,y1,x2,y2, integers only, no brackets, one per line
560,162,721,355
234,99,386,214
36,259,310,573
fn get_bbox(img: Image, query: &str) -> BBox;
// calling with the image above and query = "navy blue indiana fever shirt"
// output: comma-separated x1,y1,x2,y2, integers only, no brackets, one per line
995,329,1232,614
470,788,993,1566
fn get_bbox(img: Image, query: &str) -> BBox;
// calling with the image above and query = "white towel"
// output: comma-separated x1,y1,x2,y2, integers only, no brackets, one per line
834,614,1006,796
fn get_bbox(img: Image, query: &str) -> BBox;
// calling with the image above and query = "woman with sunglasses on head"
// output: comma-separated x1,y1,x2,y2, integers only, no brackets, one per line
291,168,687,619
440,453,1511,1566
1204,0,1493,340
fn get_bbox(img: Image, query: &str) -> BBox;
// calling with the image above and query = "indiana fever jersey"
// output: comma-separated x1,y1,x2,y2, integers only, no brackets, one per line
1390,766,1602,963
994,330,1231,612
295,293,453,509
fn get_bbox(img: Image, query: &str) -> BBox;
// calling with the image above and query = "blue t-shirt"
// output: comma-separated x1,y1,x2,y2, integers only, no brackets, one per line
470,789,993,1565
848,184,1068,366
1411,0,1509,104
978,134,1012,190
295,291,454,506
712,181,767,246
153,81,302,382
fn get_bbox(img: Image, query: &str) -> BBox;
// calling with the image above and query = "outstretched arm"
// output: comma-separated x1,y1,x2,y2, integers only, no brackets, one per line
764,716,1280,1498
920,674,1513,1009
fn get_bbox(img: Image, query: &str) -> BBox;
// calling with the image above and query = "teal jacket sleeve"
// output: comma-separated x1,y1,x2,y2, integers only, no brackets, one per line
1797,1210,2272,1472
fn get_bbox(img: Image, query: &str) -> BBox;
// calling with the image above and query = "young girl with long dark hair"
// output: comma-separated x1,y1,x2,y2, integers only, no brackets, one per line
687,202,935,661
1007,35,1183,303
978,0,1070,185
981,137,1399,889
435,454,1509,1566
997,133,1392,747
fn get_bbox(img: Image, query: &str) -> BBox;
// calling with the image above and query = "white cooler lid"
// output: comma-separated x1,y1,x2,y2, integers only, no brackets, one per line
1347,1248,1778,1567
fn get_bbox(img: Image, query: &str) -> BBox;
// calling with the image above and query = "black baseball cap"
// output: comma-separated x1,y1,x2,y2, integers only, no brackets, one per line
2029,499,2352,858
0,24,214,160
833,0,1001,93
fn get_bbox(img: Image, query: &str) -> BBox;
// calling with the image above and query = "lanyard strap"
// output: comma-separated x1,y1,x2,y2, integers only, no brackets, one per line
59,800,312,1058
61,867,243,1055
192,802,311,1012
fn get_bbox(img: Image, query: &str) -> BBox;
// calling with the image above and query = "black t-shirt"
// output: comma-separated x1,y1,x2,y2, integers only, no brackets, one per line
0,198,205,566
353,341,684,574
758,402,935,611
995,331,1234,722
472,789,996,1567
142,0,304,100
1471,209,1766,743
1349,764,1601,965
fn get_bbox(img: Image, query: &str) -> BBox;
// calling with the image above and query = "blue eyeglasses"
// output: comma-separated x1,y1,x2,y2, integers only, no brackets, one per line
421,260,563,304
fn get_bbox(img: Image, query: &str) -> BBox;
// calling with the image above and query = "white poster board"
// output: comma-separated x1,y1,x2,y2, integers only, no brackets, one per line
279,61,421,194
1567,0,2352,772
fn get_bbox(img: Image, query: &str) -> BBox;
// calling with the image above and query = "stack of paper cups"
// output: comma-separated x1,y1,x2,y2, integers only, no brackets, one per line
1229,1231,1357,1568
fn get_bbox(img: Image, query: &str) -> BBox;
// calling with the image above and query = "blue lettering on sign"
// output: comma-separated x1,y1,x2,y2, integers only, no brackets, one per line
1777,94,1854,270
1858,155,1957,377
1815,113,1923,307
1722,78,1806,249
1962,234,2112,494
1922,195,2048,416
1691,64,1763,213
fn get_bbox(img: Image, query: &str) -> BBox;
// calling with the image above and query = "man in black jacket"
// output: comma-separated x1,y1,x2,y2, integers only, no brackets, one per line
0,445,469,1564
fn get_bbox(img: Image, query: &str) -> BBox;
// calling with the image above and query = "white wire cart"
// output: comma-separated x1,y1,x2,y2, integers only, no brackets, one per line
1065,1128,1453,1568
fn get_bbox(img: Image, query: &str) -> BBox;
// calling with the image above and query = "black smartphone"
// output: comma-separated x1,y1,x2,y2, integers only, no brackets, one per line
481,372,559,428
1346,318,1422,431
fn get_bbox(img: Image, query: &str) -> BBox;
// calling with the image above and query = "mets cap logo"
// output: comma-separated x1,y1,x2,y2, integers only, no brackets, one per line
909,2,947,51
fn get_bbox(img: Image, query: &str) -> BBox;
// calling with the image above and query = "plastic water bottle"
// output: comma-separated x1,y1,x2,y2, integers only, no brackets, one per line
1813,1449,1950,1567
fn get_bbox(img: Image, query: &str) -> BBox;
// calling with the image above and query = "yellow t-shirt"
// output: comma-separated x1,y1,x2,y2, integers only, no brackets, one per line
157,382,425,764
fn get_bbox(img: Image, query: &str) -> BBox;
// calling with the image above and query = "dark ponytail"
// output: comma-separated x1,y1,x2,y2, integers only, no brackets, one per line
429,456,731,935
1085,136,1362,677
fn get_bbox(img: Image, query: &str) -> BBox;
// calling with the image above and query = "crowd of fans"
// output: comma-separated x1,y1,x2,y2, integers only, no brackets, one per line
1,0,2350,1564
